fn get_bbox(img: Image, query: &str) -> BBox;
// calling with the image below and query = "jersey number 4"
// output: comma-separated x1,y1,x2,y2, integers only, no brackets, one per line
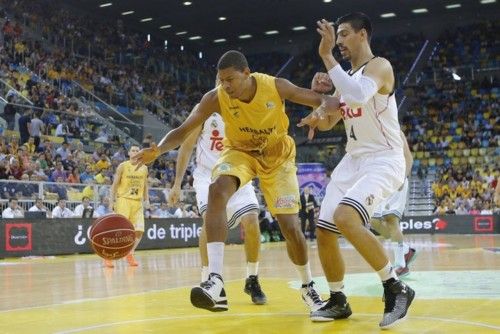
349,125,357,141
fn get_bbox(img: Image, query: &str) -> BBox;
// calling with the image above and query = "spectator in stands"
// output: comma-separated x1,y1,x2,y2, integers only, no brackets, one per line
112,147,126,162
153,202,173,218
480,202,493,215
6,158,23,179
2,197,24,218
95,197,112,217
73,196,94,217
50,161,66,181
94,153,111,171
18,109,32,145
79,164,94,184
66,166,80,183
51,198,74,218
55,142,71,160
28,197,51,218
455,203,468,215
3,95,16,131
30,111,44,149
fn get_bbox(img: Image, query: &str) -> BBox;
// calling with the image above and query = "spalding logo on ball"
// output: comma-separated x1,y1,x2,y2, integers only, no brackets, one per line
90,214,136,260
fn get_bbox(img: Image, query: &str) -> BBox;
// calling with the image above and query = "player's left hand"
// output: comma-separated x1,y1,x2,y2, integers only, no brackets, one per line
317,19,336,58
297,109,324,140
131,143,160,170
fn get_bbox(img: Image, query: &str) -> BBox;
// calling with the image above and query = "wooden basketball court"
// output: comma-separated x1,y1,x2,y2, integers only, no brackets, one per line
0,234,499,333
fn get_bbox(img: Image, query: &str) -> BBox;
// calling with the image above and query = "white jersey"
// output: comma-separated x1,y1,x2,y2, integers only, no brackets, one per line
195,113,225,171
340,59,403,157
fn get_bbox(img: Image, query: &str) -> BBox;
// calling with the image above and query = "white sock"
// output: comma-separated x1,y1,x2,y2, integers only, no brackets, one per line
328,281,344,293
247,262,259,277
377,262,398,282
295,262,313,285
207,242,225,276
201,266,209,282
403,243,410,254
393,242,406,268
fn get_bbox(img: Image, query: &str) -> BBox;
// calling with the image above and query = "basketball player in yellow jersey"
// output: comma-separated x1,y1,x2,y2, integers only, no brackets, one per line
107,145,149,268
132,50,340,312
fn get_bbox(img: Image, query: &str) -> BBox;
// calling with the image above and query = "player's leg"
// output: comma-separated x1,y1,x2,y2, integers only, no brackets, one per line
190,150,255,312
125,200,144,267
193,172,211,281
260,156,323,312
311,177,352,322
336,165,414,328
226,182,266,304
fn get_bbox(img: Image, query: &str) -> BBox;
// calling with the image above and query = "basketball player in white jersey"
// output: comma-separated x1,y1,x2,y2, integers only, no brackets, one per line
370,131,417,277
298,13,415,328
168,104,266,305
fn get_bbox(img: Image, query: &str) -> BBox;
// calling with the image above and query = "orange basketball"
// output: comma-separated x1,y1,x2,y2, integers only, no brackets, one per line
90,214,136,260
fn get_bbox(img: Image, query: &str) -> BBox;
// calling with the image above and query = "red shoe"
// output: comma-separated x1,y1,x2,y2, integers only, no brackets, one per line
126,253,139,267
404,248,417,266
395,266,409,277
104,259,114,268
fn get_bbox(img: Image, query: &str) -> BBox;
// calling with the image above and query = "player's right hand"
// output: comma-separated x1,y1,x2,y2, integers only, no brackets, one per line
131,143,160,169
311,72,333,93
168,184,181,205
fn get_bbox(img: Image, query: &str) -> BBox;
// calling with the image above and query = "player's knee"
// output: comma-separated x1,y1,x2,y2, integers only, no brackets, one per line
208,177,235,204
333,205,358,233
276,215,301,239
384,215,400,227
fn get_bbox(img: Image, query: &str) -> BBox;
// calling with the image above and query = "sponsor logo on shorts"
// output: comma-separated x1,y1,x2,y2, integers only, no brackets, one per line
365,194,375,206
217,162,231,172
275,195,297,209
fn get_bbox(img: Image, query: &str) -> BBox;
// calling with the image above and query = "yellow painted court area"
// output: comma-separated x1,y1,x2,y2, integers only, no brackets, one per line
0,235,499,333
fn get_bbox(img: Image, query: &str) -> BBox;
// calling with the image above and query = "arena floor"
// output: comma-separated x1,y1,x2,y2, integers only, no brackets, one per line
0,234,499,333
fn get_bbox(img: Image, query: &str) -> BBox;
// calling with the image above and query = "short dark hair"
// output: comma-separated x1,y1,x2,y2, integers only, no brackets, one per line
9,197,18,203
336,12,372,41
217,50,249,71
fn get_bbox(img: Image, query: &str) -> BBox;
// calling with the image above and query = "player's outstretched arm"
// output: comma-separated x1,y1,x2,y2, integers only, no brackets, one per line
169,110,202,205
132,91,218,168
109,163,124,210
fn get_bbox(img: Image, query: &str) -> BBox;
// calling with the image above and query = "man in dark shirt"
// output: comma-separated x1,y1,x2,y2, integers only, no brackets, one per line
300,186,318,240
18,109,32,145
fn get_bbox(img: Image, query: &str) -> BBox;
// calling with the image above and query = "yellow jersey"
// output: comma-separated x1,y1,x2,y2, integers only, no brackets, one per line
217,72,290,156
116,161,148,201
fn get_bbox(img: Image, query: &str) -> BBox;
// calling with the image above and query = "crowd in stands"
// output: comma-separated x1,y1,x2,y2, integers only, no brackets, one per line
0,0,498,217
1,0,214,130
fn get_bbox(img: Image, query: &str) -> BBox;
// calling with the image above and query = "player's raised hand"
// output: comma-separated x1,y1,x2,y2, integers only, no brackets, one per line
131,143,160,170
317,19,336,58
168,184,181,205
311,72,333,93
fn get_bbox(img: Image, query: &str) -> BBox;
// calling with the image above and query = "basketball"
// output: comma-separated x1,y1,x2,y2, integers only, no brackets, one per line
90,214,136,260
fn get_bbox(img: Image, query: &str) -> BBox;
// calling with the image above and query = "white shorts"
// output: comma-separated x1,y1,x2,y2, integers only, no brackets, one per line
193,167,259,229
373,177,409,219
318,152,405,234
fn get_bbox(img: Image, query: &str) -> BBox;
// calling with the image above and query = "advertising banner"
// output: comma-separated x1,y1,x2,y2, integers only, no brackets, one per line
399,215,499,234
297,163,328,200
0,218,242,258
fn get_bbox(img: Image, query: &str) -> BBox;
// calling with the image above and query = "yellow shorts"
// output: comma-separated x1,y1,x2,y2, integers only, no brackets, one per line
115,197,144,232
212,136,299,216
